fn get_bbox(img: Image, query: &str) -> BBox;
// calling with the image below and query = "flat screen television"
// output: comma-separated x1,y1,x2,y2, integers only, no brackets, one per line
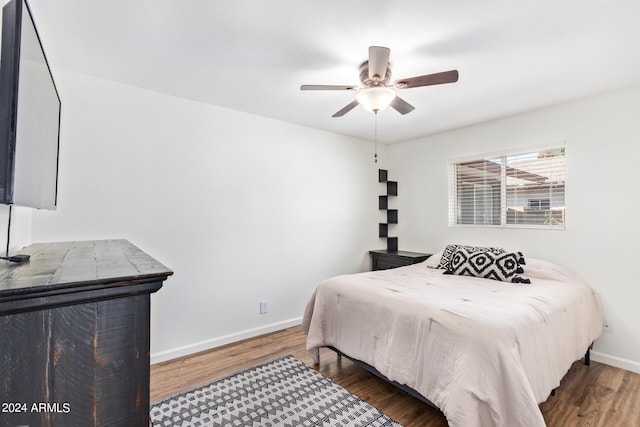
0,0,60,210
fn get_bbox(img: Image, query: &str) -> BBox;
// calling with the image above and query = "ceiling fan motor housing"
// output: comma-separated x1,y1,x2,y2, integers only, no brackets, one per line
359,61,392,87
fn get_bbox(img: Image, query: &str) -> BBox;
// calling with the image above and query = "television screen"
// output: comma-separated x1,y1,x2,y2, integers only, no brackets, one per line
0,0,60,210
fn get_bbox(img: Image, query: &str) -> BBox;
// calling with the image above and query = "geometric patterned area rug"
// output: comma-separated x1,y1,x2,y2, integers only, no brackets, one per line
150,355,404,427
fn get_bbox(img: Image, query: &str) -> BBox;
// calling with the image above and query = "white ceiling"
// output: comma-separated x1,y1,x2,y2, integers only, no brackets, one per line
21,0,640,143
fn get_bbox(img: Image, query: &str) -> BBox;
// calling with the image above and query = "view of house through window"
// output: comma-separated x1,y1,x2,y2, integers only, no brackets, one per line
449,147,565,228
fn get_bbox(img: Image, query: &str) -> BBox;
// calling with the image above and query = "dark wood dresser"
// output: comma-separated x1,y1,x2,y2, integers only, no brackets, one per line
0,240,173,427
369,249,431,271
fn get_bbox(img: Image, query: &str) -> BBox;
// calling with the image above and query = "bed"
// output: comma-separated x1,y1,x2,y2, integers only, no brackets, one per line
302,246,603,427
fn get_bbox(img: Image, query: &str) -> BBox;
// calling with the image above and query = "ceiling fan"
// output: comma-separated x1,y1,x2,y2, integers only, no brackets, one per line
300,46,459,117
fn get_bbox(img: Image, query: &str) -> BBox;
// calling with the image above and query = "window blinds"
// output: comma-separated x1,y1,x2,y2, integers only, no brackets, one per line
449,148,566,228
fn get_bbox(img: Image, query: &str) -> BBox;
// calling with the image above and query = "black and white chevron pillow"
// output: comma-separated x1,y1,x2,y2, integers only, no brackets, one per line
445,247,530,283
437,244,505,270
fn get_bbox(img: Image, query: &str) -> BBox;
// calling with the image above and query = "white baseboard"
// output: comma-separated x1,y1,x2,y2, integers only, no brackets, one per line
150,317,303,365
591,350,640,374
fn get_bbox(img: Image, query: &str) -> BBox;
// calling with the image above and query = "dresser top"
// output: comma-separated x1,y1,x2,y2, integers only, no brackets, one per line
0,239,173,299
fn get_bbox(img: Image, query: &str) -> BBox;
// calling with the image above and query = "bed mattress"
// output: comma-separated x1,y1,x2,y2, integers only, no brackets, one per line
303,257,603,427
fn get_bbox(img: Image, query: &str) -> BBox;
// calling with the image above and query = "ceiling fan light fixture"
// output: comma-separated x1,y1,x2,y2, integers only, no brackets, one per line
301,46,458,117
356,86,396,113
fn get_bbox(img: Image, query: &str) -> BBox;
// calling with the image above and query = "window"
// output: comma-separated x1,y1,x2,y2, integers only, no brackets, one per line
528,199,550,210
449,147,565,228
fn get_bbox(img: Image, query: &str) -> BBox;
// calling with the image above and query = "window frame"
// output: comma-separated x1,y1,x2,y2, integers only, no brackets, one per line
448,143,567,230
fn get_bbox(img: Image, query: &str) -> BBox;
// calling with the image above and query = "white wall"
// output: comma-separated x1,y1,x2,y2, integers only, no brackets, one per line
31,71,383,362
387,86,640,373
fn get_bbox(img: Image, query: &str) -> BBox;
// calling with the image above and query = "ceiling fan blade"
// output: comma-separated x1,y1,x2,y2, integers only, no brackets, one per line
332,100,360,117
300,84,358,91
390,96,415,115
395,69,459,89
368,46,390,81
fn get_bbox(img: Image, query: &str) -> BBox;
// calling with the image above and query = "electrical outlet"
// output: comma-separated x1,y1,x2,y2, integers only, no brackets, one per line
260,300,268,315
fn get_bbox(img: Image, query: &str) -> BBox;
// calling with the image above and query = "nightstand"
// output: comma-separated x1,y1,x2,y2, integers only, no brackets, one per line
369,250,431,271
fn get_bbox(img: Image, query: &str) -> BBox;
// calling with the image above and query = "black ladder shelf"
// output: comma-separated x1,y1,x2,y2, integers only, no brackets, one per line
378,169,398,251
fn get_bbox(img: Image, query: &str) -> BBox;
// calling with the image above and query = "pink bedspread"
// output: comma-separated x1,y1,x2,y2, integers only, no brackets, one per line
302,258,603,427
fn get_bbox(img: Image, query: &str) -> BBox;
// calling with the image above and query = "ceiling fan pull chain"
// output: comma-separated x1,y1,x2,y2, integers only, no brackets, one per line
374,111,378,163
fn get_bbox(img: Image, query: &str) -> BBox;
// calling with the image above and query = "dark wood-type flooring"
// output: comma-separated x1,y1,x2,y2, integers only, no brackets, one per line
150,326,640,427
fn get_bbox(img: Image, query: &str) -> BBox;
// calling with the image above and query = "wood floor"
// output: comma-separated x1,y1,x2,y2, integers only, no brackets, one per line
150,326,640,427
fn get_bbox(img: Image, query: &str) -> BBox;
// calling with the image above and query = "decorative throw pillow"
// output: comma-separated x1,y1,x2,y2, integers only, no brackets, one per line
437,244,505,270
444,247,531,283
514,251,526,265
425,252,443,269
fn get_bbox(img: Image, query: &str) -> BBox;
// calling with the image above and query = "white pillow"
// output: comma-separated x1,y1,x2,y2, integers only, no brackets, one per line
522,257,577,282
425,252,443,268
